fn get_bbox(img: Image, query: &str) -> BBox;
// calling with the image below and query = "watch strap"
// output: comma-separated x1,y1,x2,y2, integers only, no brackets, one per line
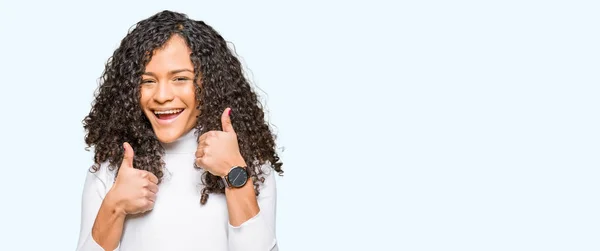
222,175,231,188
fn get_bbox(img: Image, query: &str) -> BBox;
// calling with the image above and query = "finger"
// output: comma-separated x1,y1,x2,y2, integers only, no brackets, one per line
221,107,235,133
143,171,159,184
143,187,156,199
122,142,135,168
195,158,203,169
198,132,210,144
143,199,155,211
195,148,204,158
146,183,159,193
149,193,157,204
198,131,218,144
200,138,209,147
147,172,158,184
140,201,155,213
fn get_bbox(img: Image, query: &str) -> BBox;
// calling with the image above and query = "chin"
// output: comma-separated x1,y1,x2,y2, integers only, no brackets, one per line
153,127,185,143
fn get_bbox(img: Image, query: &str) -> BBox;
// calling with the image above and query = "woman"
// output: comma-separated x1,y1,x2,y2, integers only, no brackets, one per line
76,10,283,251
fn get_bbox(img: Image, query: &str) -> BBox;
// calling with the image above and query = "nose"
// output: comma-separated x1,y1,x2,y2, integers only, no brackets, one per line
153,81,174,104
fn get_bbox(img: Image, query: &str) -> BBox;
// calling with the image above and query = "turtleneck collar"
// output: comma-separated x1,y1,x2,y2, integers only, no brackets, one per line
160,128,199,154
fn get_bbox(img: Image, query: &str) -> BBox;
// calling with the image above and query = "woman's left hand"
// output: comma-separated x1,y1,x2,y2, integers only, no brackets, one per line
195,108,246,177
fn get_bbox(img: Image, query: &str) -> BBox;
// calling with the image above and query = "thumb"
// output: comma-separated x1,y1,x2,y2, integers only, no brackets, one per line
221,107,235,133
122,142,134,168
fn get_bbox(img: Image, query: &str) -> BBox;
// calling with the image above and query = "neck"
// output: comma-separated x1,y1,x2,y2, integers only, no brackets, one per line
160,128,198,154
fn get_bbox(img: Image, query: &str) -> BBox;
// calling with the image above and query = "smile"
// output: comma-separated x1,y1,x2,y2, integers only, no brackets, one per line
152,108,184,124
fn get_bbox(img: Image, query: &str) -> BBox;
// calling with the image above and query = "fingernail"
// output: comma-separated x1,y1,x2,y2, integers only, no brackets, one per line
228,108,232,116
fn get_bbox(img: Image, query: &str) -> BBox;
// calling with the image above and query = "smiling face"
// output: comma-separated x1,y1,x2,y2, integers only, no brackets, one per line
139,35,201,143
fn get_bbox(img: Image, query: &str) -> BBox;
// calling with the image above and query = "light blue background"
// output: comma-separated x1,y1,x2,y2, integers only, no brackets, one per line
0,0,598,250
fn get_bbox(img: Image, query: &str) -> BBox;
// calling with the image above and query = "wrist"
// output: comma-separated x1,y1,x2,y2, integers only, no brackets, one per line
105,189,127,217
221,156,246,177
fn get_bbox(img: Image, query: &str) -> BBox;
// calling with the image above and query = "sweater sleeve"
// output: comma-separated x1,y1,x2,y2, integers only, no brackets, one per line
227,166,279,251
76,167,120,251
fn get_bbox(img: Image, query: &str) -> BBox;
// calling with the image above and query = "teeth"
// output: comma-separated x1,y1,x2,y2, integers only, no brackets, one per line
154,109,183,115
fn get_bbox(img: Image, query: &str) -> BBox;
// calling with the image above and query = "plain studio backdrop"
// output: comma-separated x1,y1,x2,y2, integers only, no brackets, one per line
0,0,598,250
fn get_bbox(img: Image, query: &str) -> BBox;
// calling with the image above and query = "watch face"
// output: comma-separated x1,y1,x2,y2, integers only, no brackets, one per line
227,167,248,188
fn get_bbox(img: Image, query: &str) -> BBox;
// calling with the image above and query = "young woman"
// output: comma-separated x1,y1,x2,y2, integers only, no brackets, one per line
76,10,283,251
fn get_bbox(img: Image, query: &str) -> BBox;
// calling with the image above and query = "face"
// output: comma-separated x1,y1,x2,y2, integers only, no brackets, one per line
140,35,201,143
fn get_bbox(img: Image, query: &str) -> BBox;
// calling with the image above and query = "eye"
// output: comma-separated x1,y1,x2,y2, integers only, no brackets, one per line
141,79,155,84
174,77,190,82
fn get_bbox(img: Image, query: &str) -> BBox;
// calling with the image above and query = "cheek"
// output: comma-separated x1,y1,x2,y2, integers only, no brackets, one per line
139,88,152,109
183,83,199,108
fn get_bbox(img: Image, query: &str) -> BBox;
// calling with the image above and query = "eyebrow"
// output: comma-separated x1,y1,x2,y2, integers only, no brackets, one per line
142,69,194,77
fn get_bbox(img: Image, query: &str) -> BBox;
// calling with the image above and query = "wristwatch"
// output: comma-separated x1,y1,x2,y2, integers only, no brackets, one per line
222,166,248,188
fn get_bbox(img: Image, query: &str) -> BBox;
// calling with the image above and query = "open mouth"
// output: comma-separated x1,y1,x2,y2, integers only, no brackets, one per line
153,108,184,120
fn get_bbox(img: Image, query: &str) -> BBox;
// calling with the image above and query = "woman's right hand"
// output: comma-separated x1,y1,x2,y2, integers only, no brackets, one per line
108,142,159,215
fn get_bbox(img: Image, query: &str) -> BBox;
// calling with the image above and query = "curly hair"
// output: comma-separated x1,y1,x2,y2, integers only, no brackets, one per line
83,10,283,205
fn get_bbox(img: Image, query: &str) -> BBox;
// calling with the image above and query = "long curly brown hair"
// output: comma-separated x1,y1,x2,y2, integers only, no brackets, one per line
83,10,283,204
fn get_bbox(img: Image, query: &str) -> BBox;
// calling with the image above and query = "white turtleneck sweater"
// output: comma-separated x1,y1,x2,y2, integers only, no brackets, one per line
75,129,278,251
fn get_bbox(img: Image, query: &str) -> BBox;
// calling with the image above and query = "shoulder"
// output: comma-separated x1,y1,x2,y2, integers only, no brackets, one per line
254,162,278,193
253,159,278,174
251,161,277,181
84,162,117,191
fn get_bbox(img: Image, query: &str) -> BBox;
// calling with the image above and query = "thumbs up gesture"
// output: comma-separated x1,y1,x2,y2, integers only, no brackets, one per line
195,108,246,177
108,142,159,215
